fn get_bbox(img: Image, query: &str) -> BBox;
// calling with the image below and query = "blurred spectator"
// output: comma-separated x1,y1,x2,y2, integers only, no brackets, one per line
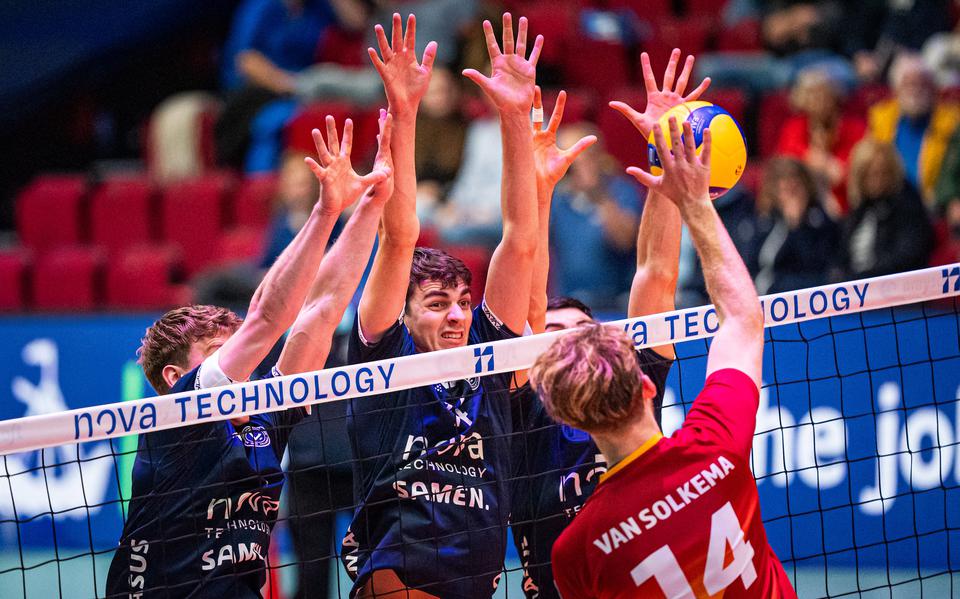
777,67,866,214
931,125,960,265
431,100,503,248
752,157,840,294
841,139,934,278
215,0,336,170
868,53,960,205
698,1,856,93
549,123,641,312
260,151,327,268
849,0,951,83
923,19,960,88
935,126,960,212
414,68,468,209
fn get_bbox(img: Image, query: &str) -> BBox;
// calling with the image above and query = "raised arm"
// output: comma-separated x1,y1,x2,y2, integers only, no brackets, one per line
611,50,710,359
528,87,596,333
359,14,437,343
278,112,394,374
217,118,385,382
630,118,763,388
462,14,543,334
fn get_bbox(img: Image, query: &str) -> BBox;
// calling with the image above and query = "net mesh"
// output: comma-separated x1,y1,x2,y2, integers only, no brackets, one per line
1,285,959,598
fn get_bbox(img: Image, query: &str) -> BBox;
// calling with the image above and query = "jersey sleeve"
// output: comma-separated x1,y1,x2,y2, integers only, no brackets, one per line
256,365,307,447
471,299,523,342
680,368,760,459
347,311,412,364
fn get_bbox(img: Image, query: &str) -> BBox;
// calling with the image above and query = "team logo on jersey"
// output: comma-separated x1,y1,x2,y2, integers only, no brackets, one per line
561,424,590,443
238,425,271,448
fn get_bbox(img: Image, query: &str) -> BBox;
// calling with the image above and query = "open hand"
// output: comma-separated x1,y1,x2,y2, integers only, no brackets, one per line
368,13,438,115
305,116,390,215
627,117,711,207
532,87,597,194
609,49,710,140
462,13,543,115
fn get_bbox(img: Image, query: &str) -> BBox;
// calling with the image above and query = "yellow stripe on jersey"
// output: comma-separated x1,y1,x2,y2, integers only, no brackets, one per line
599,433,664,485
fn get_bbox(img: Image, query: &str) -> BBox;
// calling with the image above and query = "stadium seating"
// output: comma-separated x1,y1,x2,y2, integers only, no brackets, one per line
599,85,647,168
105,243,183,309
285,103,380,167
16,175,88,252
0,251,30,311
160,172,235,276
218,226,266,265
32,246,105,310
440,244,491,301
89,175,155,254
757,90,792,158
233,174,278,229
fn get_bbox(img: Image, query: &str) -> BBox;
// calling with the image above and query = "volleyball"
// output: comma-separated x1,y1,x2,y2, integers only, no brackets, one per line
647,100,747,199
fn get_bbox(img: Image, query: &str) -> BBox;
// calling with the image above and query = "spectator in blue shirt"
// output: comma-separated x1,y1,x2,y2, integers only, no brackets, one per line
549,123,641,312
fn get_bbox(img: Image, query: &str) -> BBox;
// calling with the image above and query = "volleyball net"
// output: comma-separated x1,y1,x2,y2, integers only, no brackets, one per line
1,265,960,597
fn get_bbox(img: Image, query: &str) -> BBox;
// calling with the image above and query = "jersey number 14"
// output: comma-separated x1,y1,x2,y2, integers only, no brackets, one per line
630,502,757,597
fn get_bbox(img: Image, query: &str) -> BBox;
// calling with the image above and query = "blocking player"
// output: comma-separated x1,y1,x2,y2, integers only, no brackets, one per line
510,50,709,599
342,13,541,599
534,117,797,598
105,113,394,598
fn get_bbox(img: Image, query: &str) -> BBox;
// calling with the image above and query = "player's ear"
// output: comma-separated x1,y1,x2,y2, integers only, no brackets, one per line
161,364,185,392
639,373,657,404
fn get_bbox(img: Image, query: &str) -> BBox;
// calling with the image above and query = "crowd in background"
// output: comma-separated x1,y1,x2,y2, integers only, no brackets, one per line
7,0,960,316
166,0,960,313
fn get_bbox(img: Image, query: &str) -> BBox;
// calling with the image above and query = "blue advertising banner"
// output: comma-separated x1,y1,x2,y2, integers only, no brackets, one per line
1,306,958,575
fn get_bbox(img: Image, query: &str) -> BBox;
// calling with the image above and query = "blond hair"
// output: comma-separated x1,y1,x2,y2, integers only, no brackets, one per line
847,138,905,209
529,324,644,433
138,305,243,394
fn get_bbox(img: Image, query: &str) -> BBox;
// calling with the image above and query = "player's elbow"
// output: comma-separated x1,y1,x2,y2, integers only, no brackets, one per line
633,264,678,295
500,225,538,259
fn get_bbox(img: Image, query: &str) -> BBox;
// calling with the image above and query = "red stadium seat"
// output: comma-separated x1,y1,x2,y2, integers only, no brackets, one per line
90,175,155,254
285,103,380,166
16,175,88,252
541,87,599,124
716,19,762,52
513,2,576,67
233,174,278,229
316,25,366,66
644,17,711,76
106,243,182,309
160,172,235,275
599,86,648,168
563,39,630,98
0,251,30,311
757,90,793,158
32,246,105,310
606,0,673,20
846,84,890,117
218,226,266,264
684,0,729,13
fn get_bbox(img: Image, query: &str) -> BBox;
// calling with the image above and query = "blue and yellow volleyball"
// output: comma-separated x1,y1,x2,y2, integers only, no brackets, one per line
647,101,747,199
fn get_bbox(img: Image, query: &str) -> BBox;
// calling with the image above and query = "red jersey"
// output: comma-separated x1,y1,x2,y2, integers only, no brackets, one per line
551,369,796,599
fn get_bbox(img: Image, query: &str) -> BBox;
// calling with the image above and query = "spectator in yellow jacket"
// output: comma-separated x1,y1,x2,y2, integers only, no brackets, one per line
869,53,960,206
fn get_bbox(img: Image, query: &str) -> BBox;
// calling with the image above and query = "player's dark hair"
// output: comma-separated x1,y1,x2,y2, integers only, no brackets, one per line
546,296,594,319
530,323,645,433
138,305,243,395
407,247,473,303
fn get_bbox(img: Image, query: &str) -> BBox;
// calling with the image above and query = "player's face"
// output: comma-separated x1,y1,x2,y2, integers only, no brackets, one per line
544,307,594,332
405,279,473,352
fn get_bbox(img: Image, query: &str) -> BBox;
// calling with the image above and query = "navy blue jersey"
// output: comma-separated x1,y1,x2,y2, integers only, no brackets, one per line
343,302,518,598
105,363,303,599
509,349,673,599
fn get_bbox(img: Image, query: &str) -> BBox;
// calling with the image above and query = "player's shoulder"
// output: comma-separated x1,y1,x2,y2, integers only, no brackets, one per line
168,364,202,394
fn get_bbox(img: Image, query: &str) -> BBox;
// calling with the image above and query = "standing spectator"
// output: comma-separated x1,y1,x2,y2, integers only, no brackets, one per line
415,67,468,211
777,67,866,214
841,139,934,278
752,157,840,294
260,151,326,268
549,123,641,312
868,53,960,205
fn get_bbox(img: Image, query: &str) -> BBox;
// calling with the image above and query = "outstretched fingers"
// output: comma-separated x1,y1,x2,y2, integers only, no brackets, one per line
674,54,695,96
481,20,502,60
681,121,697,162
609,101,641,126
626,166,659,189
700,128,712,168
528,34,544,66
662,48,681,92
502,13,515,54
532,86,544,130
340,118,354,158
682,76,711,103
310,128,333,166
564,135,598,161
325,115,340,156
377,110,393,154
651,122,671,167
667,117,685,161
304,157,325,180
403,13,416,51
374,24,391,61
547,90,566,134
391,13,403,52
640,52,657,93
421,41,438,71
516,16,528,57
